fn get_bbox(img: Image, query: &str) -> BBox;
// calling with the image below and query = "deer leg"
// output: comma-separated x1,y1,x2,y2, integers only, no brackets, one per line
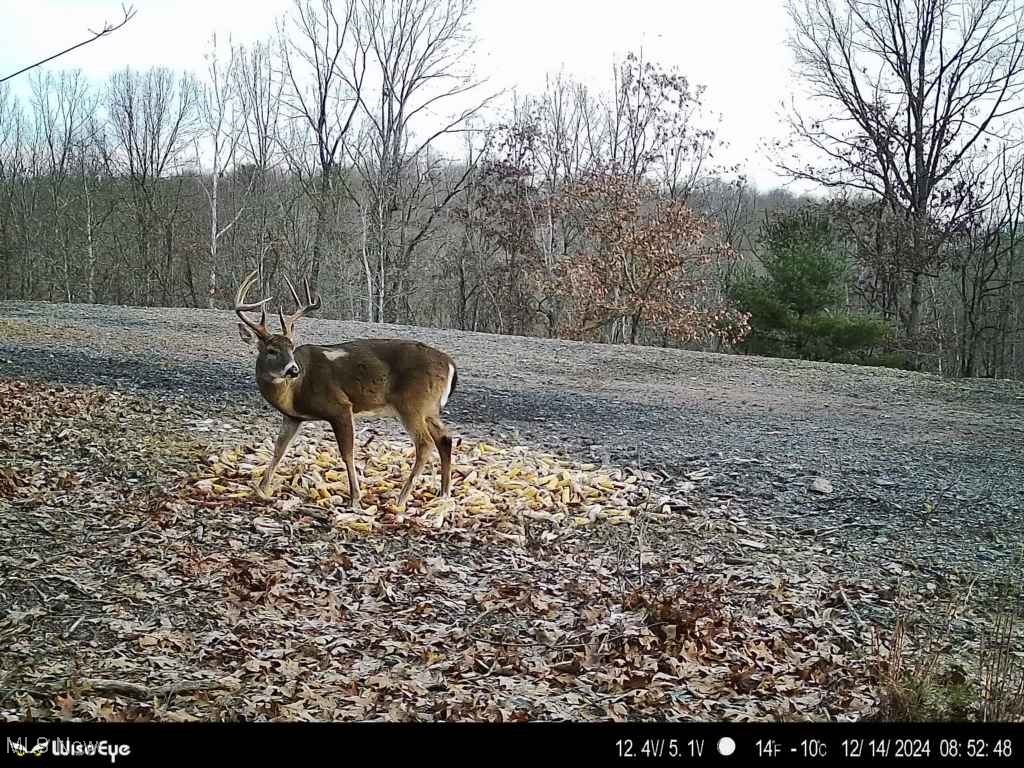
395,420,433,510
426,416,453,498
260,415,302,494
329,411,361,511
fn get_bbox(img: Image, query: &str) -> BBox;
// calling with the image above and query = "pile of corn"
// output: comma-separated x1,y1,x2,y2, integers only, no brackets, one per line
191,431,665,536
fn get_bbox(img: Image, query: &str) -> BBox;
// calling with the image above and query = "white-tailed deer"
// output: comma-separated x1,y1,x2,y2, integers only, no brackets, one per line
234,270,458,510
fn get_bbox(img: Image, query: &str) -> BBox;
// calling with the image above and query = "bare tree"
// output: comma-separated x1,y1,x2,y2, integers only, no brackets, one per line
77,115,118,304
694,175,759,296
529,74,599,295
0,85,25,297
783,0,1024,337
7,96,46,299
946,149,1024,376
31,69,93,301
350,0,496,323
106,67,198,304
196,34,252,308
598,51,720,198
443,130,500,331
236,40,284,291
277,0,366,293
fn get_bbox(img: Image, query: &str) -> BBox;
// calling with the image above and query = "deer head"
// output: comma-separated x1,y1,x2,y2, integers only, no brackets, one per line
234,270,321,382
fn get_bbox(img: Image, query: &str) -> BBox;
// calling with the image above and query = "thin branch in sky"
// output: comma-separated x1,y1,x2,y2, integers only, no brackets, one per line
0,4,137,85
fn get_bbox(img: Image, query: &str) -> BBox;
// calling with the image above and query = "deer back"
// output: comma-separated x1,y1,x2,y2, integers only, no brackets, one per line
271,338,457,423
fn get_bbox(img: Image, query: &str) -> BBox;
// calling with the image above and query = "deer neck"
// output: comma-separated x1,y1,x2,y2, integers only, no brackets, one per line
257,373,307,420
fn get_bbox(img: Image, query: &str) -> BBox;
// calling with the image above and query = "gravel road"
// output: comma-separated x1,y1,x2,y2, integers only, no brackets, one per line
3,300,1023,594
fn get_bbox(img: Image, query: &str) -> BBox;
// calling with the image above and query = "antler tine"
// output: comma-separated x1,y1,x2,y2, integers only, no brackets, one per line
280,274,321,336
233,270,271,311
304,277,321,311
233,269,254,308
284,275,303,310
234,269,273,339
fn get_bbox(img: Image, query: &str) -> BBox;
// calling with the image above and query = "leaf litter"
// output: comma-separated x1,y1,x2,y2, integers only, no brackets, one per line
1,377,886,721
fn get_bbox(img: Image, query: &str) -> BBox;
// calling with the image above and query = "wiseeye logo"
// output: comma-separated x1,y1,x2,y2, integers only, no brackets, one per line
6,737,48,757
7,736,132,763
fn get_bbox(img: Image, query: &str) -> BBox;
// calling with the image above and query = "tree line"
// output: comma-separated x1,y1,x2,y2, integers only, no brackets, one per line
1,0,1023,380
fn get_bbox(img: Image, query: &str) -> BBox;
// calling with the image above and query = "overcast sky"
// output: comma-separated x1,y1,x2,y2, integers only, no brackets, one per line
1,0,801,191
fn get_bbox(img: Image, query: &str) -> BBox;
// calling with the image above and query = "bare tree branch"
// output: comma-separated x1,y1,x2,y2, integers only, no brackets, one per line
0,5,137,84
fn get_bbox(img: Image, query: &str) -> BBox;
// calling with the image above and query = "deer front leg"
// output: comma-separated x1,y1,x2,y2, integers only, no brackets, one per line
329,411,361,511
260,415,302,495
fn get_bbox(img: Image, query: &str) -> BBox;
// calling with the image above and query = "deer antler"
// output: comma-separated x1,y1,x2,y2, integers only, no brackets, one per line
279,275,322,337
234,270,273,341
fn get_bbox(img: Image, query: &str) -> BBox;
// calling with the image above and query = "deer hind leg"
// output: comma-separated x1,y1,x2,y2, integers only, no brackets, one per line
261,415,302,494
329,410,361,511
426,415,453,498
395,417,434,510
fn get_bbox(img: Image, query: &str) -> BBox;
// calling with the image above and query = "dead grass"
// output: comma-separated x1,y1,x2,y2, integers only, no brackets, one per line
979,565,1024,721
871,562,1024,722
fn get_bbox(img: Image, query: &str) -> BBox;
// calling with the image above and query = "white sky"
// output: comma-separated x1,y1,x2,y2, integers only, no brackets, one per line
0,0,801,191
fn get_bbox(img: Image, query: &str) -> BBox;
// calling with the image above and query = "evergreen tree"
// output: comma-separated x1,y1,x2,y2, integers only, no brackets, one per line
730,207,892,364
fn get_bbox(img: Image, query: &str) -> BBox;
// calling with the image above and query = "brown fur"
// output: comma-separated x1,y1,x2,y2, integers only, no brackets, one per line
258,338,455,420
235,271,459,509
246,333,458,510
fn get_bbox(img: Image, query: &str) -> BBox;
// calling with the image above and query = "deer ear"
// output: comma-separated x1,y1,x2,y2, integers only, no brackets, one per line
237,323,255,345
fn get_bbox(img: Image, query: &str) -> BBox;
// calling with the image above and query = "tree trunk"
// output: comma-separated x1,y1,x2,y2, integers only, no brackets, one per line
376,194,387,324
163,222,174,306
310,172,331,294
83,172,96,304
360,206,374,322
629,311,642,344
906,271,924,339
207,170,218,309
312,201,324,294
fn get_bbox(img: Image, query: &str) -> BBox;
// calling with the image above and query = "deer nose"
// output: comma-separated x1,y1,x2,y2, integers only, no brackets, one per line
284,363,301,378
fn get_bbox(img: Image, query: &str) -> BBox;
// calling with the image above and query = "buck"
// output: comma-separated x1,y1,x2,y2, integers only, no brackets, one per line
233,270,458,511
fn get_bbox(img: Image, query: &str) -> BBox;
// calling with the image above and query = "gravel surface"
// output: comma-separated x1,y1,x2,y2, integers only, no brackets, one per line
3,300,1024,601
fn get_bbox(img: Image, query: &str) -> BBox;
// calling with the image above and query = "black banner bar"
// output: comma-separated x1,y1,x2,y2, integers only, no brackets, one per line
1,722,1021,766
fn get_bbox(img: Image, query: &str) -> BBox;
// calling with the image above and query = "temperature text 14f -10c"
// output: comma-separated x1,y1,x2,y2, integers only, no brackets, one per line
757,739,827,758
